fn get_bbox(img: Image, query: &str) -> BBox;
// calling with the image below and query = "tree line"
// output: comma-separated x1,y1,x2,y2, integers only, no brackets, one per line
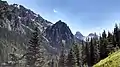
59,24,120,67
24,23,120,67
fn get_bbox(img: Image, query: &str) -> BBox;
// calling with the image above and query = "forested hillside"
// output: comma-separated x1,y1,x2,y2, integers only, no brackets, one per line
0,0,120,67
94,50,120,67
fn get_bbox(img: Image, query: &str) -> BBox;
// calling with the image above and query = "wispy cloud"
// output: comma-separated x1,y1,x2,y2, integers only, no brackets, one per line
53,9,58,13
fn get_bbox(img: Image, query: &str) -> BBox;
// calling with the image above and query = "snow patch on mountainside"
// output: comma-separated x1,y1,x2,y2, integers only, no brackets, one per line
21,24,34,32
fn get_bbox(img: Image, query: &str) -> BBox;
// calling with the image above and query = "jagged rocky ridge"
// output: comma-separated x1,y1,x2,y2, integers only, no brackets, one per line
0,0,75,64
0,1,52,34
75,31,99,41
0,1,52,65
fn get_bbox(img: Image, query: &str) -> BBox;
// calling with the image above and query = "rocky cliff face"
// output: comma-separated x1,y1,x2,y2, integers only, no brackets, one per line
45,20,74,50
0,1,52,35
0,0,75,65
0,0,54,66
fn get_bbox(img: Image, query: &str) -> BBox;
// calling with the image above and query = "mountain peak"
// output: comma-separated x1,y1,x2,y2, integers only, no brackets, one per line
75,31,84,40
45,21,74,49
75,31,83,36
55,20,67,26
87,33,98,39
88,33,98,37
88,33,95,36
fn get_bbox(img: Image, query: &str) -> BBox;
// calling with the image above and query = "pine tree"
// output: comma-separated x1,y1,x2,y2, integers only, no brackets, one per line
89,38,94,66
118,29,120,47
107,32,113,42
107,32,114,54
84,38,90,66
102,30,107,39
81,40,85,66
66,48,75,67
26,27,42,67
114,24,119,47
93,38,100,64
100,30,108,59
58,40,66,67
74,44,80,66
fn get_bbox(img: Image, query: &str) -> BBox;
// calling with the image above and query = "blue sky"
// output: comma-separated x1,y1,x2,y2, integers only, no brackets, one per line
4,0,120,36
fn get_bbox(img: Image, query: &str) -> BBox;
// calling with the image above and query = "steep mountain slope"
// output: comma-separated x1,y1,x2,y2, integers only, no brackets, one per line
0,0,75,65
45,20,74,50
0,1,52,34
0,1,53,64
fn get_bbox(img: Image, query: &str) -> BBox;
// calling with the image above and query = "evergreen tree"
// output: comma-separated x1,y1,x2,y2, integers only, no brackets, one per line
81,40,85,66
100,30,108,59
107,31,113,42
118,29,120,47
58,40,66,67
74,44,80,67
84,38,90,66
107,32,114,54
93,38,100,64
102,30,107,39
113,24,119,47
66,48,75,67
89,38,94,66
26,27,42,67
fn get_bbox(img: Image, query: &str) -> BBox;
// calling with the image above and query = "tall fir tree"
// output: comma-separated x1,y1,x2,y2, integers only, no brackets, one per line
118,29,120,47
89,38,94,66
107,31,113,42
26,27,43,67
81,40,85,66
100,30,108,59
58,40,66,67
107,31,114,54
93,38,100,64
74,44,80,67
66,48,75,67
114,24,119,47
84,38,90,66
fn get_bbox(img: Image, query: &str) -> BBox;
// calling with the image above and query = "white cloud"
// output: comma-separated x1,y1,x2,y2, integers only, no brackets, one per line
53,9,58,13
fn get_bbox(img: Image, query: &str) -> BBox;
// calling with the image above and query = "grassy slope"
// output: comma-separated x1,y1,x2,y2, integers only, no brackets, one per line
94,50,120,67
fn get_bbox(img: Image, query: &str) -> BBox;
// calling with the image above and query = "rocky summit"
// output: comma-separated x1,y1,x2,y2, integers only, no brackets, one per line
75,31,84,40
0,0,75,65
45,20,74,49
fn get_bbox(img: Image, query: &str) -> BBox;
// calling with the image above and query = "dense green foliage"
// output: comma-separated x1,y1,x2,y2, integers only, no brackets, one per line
63,24,120,67
80,24,120,66
94,50,120,67
57,24,120,67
